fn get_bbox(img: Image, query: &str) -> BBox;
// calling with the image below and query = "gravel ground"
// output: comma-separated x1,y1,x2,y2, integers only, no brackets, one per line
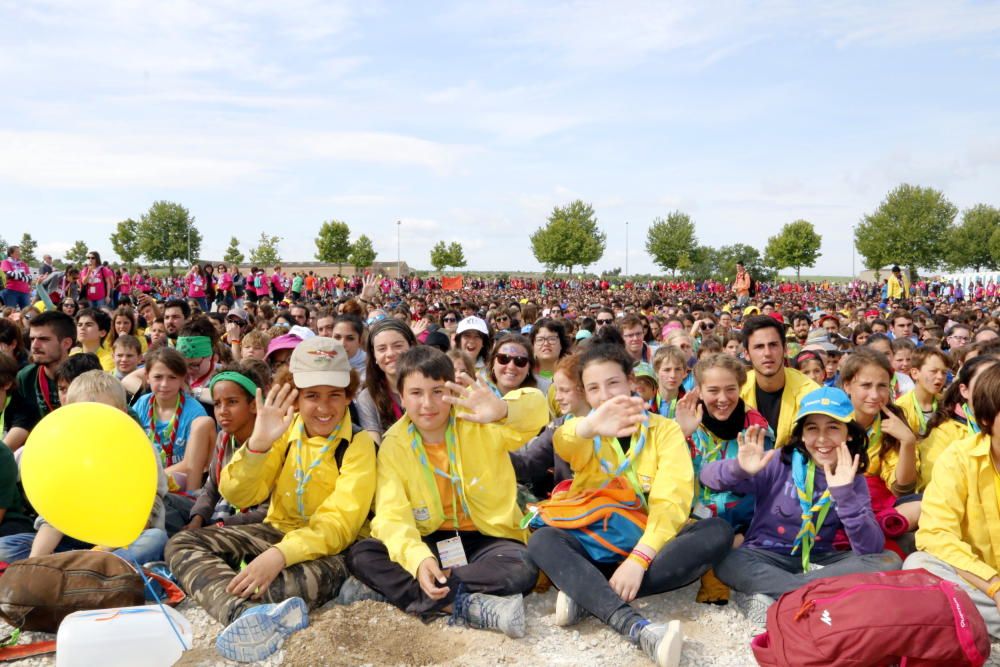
4,583,1000,666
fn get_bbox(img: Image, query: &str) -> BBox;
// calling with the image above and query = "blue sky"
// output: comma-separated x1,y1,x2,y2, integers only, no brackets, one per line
2,1,999,275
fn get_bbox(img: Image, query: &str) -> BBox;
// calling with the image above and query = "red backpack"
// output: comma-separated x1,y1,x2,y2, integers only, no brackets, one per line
751,569,990,667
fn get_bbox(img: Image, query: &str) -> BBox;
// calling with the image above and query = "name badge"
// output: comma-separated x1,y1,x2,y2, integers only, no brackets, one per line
692,501,713,520
412,506,430,522
436,536,468,569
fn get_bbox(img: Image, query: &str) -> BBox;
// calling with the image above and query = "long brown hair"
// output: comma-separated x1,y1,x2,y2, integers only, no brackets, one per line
364,319,417,431
840,347,911,462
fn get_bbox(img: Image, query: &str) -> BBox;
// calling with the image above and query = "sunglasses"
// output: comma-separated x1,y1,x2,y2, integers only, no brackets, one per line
496,316,510,321
597,318,614,325
443,317,457,323
495,353,529,368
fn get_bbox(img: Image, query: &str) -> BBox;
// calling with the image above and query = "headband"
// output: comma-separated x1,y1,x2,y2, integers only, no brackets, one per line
207,371,259,398
175,335,213,359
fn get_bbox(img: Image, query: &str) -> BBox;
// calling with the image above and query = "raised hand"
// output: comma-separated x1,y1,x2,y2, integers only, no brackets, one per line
444,377,507,424
247,384,298,453
673,388,703,438
736,424,775,475
361,273,379,301
576,395,647,440
880,408,916,445
823,441,860,488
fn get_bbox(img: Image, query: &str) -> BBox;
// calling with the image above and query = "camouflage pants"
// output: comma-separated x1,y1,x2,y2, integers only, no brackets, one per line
165,523,347,625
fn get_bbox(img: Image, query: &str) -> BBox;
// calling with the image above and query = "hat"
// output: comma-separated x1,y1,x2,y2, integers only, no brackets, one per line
795,387,854,423
802,329,837,352
456,316,488,336
289,337,351,388
818,313,840,326
743,306,760,316
769,312,784,324
864,308,880,318
633,363,658,387
574,329,593,341
226,307,249,323
266,333,304,359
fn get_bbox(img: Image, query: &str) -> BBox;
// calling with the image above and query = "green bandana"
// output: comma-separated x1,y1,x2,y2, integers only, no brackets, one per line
208,371,259,398
175,336,213,359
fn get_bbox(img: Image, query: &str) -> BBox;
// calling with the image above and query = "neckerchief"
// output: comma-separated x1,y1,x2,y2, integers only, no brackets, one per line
148,394,185,466
962,403,981,434
866,415,882,454
293,420,339,519
790,449,833,572
692,428,732,504
911,391,937,435
655,394,677,419
408,413,470,530
35,366,57,416
592,410,649,508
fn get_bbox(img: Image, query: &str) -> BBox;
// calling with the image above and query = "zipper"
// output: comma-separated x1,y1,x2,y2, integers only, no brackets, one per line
794,583,939,621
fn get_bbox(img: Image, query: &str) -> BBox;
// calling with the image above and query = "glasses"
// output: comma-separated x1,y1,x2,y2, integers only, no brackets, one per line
496,316,510,322
86,255,96,260
702,323,715,330
443,317,457,323
949,335,970,343
623,332,644,340
495,353,529,367
597,318,614,325
535,336,559,345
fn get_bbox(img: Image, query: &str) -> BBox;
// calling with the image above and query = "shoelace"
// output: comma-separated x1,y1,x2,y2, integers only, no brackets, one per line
448,582,470,628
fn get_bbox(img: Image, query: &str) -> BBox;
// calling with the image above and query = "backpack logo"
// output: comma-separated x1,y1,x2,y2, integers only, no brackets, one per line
820,609,832,626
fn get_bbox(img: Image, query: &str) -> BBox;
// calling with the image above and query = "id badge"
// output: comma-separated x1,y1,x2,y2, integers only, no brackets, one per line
437,536,468,569
692,501,713,520
807,562,825,572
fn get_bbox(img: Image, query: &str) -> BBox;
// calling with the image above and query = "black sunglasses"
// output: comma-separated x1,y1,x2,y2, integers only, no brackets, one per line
495,353,529,368
597,318,614,324
443,317,457,323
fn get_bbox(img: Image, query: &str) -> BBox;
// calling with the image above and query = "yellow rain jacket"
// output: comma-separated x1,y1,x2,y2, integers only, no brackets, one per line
918,418,974,491
740,367,819,448
371,388,548,577
553,414,693,554
221,412,376,566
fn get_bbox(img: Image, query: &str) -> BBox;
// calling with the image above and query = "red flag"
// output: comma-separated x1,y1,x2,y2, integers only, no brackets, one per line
441,276,463,291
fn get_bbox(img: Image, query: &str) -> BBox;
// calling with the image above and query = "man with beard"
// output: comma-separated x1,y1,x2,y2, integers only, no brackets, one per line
162,299,190,342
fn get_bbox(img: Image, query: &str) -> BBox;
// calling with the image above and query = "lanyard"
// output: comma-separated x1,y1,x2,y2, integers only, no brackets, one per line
215,434,235,482
655,395,677,419
408,413,470,531
148,394,184,466
790,449,833,572
293,421,339,519
36,367,56,415
592,411,649,508
692,428,732,503
962,403,981,434
911,392,937,435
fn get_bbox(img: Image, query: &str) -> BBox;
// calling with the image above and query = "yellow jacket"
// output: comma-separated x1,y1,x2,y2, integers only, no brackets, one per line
917,433,1000,582
887,273,909,300
918,418,975,491
221,412,376,567
370,388,548,577
554,414,693,554
740,367,819,448
897,390,938,437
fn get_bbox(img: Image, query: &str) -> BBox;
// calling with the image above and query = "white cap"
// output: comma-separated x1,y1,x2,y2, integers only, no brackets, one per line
456,316,488,336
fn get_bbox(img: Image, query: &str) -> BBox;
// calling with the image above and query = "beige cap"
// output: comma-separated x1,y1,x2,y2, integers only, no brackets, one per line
289,337,351,388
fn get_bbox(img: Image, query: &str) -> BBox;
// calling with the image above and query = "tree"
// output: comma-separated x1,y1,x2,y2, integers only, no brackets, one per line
447,242,467,269
646,211,697,276
64,240,90,268
948,204,1000,271
716,244,773,283
223,236,245,265
530,200,606,275
18,233,38,266
136,200,201,274
349,235,377,270
0,236,6,256
314,220,352,271
430,241,451,272
248,233,282,266
110,218,141,264
855,184,957,275
764,219,822,280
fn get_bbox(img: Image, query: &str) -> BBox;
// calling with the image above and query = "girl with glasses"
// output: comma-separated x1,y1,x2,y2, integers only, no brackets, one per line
80,250,114,309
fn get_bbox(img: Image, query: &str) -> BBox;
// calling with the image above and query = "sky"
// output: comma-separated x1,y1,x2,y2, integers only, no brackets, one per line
2,1,999,276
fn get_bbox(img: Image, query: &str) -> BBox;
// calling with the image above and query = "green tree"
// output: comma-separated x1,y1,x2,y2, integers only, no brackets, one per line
110,218,141,264
948,204,1000,271
18,233,38,266
447,242,467,269
646,211,697,276
349,235,377,270
764,219,822,280
855,184,957,275
716,244,773,283
136,201,202,274
249,233,282,266
314,220,352,271
530,200,606,275
430,241,451,272
64,240,90,268
223,236,245,265
0,236,7,256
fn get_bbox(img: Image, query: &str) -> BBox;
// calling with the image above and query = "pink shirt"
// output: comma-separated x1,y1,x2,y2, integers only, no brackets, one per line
1,258,31,293
82,265,112,301
187,273,206,298
218,272,233,292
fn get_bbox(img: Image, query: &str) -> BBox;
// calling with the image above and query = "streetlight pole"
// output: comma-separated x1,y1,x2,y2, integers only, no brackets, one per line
396,220,401,278
851,224,856,279
187,227,191,264
625,221,629,277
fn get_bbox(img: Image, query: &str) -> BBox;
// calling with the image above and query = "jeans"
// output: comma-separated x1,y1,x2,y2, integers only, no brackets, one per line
192,297,208,312
1,289,31,310
87,297,107,309
527,518,733,624
0,528,168,565
904,551,1000,640
716,545,902,598
347,532,538,618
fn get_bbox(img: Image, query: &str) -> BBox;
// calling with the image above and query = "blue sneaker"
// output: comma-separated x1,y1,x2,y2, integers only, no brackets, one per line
216,596,309,663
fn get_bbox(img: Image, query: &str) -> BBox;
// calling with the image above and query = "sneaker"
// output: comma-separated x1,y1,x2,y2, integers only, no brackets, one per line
554,590,587,627
732,591,774,628
333,576,386,605
216,596,310,663
638,620,683,667
456,592,526,638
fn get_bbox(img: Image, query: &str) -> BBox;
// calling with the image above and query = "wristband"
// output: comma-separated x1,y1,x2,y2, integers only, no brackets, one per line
627,552,650,571
630,548,653,565
245,441,269,454
230,339,241,345
988,580,1000,599
216,521,225,528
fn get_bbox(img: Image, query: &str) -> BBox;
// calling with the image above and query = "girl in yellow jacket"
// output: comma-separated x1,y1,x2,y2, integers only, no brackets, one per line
166,337,376,663
344,345,548,638
527,342,733,667
904,361,1000,639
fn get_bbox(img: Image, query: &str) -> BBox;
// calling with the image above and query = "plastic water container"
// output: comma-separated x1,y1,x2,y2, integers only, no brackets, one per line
56,605,193,667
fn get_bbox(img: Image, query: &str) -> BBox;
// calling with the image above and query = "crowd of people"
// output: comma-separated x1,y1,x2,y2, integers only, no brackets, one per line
4,245,1000,665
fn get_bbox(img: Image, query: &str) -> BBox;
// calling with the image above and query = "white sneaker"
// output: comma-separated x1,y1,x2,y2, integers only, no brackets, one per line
639,620,683,667
732,591,774,628
554,590,588,626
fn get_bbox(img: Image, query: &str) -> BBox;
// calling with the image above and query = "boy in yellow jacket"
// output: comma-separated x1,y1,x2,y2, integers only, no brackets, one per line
344,345,548,637
166,337,376,662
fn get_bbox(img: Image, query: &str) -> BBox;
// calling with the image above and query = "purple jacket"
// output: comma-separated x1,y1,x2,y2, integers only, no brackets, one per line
700,455,884,556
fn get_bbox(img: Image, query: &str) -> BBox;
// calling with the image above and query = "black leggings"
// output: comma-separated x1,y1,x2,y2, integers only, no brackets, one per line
527,518,732,623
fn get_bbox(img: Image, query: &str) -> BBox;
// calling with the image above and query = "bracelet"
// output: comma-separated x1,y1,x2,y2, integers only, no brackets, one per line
230,339,241,344
245,441,269,454
630,548,653,564
988,580,1000,599
627,552,650,571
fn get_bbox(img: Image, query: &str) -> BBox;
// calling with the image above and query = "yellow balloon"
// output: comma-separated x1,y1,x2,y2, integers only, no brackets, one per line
21,402,157,548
